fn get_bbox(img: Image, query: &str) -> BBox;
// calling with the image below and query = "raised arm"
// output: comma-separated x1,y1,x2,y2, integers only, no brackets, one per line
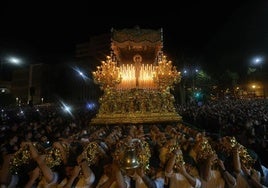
136,167,156,188
97,161,128,188
232,146,241,173
218,159,236,187
27,142,55,184
241,163,266,188
200,153,217,181
77,151,95,186
24,167,41,188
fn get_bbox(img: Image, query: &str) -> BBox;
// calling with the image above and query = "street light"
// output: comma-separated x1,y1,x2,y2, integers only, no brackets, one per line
7,57,22,65
0,56,23,81
249,56,265,98
249,56,264,71
181,66,200,104
182,67,199,90
252,57,263,66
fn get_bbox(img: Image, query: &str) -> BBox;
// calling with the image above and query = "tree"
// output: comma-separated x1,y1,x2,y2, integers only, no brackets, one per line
216,70,239,98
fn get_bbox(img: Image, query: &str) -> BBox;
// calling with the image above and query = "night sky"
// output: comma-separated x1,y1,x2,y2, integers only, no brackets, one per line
1,0,268,78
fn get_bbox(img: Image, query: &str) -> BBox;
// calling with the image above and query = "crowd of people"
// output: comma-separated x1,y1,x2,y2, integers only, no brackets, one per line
0,99,268,187
177,99,268,167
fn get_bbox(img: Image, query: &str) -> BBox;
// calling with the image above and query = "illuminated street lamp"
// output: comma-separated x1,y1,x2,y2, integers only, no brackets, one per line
249,56,264,73
0,56,23,81
181,66,201,104
72,67,89,81
7,57,22,65
1,56,22,67
182,67,200,90
249,56,265,98
252,57,263,66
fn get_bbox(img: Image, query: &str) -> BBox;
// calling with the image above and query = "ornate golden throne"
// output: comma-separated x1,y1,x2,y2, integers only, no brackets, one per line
90,26,181,125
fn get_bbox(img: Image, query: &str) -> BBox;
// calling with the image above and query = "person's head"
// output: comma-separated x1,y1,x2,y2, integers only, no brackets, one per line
63,141,84,167
247,149,263,175
8,133,18,145
183,154,197,171
25,131,33,140
69,141,84,158
216,150,227,162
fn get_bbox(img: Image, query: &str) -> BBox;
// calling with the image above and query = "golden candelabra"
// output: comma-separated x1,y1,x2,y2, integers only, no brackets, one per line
92,56,121,91
153,55,181,92
92,55,181,92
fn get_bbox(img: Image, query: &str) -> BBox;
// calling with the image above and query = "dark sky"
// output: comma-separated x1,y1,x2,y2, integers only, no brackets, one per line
1,0,268,77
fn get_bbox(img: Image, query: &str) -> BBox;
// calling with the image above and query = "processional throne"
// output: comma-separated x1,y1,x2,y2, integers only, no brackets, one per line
91,26,182,125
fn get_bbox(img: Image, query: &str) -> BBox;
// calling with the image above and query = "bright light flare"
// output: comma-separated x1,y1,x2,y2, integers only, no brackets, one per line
62,104,71,113
86,102,96,110
7,57,22,65
72,67,90,81
59,101,74,117
251,56,264,66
